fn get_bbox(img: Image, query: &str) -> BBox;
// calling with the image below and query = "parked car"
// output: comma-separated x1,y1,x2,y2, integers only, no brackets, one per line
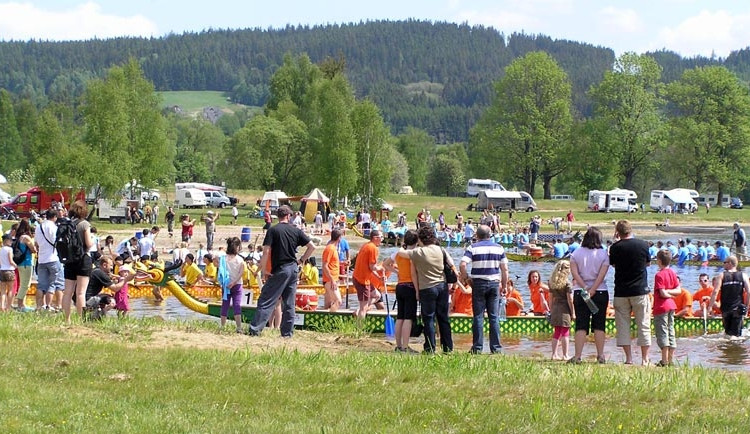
731,197,744,209
203,190,231,208
141,190,160,201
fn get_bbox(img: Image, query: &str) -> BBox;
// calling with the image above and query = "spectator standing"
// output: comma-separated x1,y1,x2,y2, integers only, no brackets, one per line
459,224,508,355
35,210,65,312
609,220,651,365
247,205,315,337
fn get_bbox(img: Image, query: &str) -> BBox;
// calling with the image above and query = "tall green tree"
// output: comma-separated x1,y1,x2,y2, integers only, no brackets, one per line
351,100,393,208
82,59,174,197
468,51,572,198
427,154,465,196
0,89,24,174
307,75,358,201
588,52,665,190
227,101,310,192
396,127,433,192
665,66,750,202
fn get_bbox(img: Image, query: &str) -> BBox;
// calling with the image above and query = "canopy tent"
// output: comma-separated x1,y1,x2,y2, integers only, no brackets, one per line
300,188,331,222
663,189,697,212
260,191,289,210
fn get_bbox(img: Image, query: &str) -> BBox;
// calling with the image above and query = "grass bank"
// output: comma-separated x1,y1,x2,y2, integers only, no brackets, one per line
2,314,749,432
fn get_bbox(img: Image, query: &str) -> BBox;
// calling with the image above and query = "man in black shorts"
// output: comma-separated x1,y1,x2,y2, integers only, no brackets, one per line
709,256,750,336
248,205,316,337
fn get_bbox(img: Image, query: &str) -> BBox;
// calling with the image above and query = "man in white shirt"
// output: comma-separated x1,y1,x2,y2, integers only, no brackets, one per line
138,229,155,258
34,209,65,311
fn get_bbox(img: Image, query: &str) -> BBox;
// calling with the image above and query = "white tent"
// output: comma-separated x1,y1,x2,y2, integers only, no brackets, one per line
0,173,6,183
663,189,697,211
260,190,289,210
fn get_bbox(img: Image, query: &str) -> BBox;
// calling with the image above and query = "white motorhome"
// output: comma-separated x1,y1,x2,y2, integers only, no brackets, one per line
466,178,505,197
476,190,537,212
650,189,698,212
175,188,207,208
588,190,637,212
696,193,730,208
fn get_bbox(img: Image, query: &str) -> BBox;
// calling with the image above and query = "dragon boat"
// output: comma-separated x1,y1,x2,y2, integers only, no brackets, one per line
134,261,727,335
505,252,749,269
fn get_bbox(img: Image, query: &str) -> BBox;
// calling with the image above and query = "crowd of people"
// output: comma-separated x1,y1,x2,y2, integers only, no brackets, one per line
2,199,749,365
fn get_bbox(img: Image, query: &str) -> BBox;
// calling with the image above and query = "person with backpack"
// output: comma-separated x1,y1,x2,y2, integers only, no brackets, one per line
12,218,37,312
61,200,94,324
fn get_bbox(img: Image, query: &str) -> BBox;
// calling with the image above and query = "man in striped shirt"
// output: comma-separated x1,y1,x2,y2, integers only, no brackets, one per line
460,225,509,354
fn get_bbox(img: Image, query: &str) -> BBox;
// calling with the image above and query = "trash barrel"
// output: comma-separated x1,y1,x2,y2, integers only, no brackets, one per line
241,227,252,242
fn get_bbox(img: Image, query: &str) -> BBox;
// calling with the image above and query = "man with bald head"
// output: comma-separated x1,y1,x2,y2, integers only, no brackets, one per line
460,224,508,354
709,255,750,337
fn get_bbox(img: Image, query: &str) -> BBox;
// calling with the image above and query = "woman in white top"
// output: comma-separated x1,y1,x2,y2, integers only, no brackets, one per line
220,237,246,333
569,227,610,364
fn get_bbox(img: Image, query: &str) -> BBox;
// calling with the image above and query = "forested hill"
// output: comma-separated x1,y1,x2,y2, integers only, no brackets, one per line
1,20,747,142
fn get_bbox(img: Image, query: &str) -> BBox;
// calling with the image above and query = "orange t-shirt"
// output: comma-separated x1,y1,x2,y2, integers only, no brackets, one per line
673,287,693,316
693,287,721,314
352,242,378,285
452,289,473,315
506,289,523,316
395,254,413,284
529,282,550,314
321,243,339,283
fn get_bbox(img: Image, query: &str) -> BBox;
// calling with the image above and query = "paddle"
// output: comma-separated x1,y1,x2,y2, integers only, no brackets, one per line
382,273,395,338
702,302,708,336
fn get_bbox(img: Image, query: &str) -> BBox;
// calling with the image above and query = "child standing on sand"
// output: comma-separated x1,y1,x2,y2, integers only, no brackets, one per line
548,260,575,360
653,250,681,367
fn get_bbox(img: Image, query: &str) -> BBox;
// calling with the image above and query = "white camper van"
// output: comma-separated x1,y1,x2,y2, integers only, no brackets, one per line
696,193,730,208
650,189,698,212
476,190,537,212
466,179,505,197
588,190,637,212
175,188,207,208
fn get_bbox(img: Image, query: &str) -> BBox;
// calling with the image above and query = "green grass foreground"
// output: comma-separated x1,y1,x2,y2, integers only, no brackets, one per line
1,314,749,433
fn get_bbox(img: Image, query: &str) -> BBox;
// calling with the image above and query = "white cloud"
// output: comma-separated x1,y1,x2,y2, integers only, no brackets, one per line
0,2,158,41
652,9,750,57
598,7,644,34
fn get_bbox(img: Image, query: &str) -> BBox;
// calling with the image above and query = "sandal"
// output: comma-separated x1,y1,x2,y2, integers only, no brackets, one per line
655,360,669,367
566,357,582,364
597,356,606,364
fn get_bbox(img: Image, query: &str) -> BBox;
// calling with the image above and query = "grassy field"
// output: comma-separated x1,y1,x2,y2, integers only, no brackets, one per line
157,90,258,118
2,313,749,432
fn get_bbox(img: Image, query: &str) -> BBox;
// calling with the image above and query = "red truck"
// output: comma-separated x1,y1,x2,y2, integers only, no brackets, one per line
0,186,86,218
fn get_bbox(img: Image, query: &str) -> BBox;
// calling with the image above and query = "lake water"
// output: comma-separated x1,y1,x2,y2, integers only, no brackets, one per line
69,242,750,370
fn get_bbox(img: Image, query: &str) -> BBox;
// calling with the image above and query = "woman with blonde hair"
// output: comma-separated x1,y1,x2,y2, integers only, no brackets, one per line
62,200,94,324
548,260,574,360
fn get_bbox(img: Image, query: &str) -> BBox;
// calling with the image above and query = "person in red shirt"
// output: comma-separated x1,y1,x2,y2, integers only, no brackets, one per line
321,229,341,311
352,230,384,321
566,210,575,234
653,250,682,366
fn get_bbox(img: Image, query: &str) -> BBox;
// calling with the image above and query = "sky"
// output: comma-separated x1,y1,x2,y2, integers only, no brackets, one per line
1,0,750,58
